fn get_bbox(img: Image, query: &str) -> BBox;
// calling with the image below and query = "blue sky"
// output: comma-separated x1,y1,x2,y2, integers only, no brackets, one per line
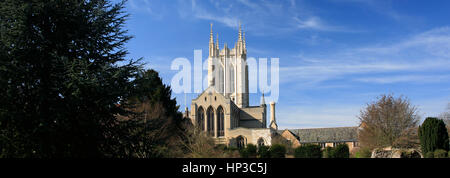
117,0,450,129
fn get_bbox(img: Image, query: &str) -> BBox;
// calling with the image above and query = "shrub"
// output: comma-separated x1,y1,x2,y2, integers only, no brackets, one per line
418,117,450,154
239,148,249,158
271,134,294,155
270,144,286,158
322,147,334,158
354,147,372,158
246,144,257,158
215,144,228,151
434,149,448,158
219,146,239,158
333,144,350,158
294,144,322,158
399,150,421,158
448,151,450,158
425,152,434,158
258,145,270,158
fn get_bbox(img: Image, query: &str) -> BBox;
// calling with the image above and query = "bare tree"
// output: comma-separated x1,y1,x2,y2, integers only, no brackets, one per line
358,94,420,149
439,103,450,121
179,125,239,158
439,103,450,135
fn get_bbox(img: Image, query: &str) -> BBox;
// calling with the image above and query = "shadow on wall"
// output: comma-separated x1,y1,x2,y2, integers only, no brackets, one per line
239,110,263,128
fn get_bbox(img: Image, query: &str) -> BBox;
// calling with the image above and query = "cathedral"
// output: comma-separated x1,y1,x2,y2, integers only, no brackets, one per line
185,24,360,152
187,23,277,148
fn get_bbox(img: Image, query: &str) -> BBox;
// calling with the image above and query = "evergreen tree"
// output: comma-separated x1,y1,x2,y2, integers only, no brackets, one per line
0,0,140,157
418,117,449,154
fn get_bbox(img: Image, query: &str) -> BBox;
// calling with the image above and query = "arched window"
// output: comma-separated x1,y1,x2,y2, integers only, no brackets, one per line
197,107,205,131
257,138,265,147
206,106,214,136
236,136,246,149
217,106,224,137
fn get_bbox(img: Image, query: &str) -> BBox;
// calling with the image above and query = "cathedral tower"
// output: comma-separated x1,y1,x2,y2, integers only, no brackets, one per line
207,23,249,108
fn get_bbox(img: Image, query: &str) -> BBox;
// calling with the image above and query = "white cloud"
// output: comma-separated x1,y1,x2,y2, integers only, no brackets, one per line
128,0,164,20
237,0,259,9
292,16,349,32
280,27,450,88
277,105,361,129
357,27,450,58
188,0,239,28
354,74,450,84
176,0,358,35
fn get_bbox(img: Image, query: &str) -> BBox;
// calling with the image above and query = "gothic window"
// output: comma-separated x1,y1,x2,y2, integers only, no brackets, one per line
197,107,205,131
236,136,246,149
206,106,214,136
217,106,224,137
257,138,265,147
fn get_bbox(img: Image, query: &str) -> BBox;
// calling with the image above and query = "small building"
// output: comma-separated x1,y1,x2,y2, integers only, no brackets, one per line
279,127,359,152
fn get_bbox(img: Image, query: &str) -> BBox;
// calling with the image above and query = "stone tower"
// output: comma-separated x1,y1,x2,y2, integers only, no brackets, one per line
208,23,249,108
269,102,278,131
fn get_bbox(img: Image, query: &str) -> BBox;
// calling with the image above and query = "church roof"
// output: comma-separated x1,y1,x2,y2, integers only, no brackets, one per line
279,127,358,143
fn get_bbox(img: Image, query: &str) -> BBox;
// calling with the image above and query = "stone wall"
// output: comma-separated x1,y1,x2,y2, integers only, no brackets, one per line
240,106,266,128
371,147,422,158
226,127,272,147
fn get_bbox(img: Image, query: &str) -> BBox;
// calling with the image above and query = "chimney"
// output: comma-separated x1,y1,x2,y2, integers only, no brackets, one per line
269,102,278,130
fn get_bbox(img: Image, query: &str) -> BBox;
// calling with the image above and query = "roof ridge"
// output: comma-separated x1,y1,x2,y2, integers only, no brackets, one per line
287,126,358,130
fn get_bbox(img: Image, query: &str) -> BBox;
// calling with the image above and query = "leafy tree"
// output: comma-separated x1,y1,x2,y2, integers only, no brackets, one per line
0,0,141,158
294,144,322,158
269,144,286,158
358,94,419,149
333,144,350,158
418,117,449,154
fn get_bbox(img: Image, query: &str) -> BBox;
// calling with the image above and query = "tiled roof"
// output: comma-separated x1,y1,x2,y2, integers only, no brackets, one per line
281,127,358,143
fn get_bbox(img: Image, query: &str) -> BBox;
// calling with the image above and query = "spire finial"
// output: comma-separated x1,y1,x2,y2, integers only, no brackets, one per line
216,33,219,49
243,31,246,49
210,23,214,43
238,21,242,41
